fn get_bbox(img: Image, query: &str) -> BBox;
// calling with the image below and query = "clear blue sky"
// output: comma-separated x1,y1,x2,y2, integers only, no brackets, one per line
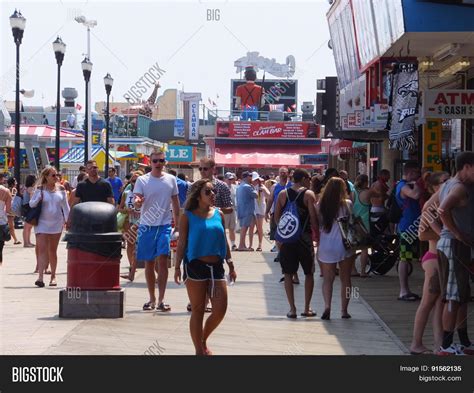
1,0,336,113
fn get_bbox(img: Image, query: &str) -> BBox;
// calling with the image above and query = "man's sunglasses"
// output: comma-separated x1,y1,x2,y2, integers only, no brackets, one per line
199,167,211,171
152,158,166,164
204,188,216,196
89,166,98,170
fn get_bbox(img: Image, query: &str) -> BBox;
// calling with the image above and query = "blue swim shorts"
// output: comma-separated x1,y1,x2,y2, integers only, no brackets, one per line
136,224,172,261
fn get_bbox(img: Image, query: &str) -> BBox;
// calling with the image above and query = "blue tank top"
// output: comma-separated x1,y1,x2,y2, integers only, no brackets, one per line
395,180,421,233
185,209,227,263
272,181,292,210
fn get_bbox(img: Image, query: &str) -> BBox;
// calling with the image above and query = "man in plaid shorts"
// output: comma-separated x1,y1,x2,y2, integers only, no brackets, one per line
437,152,474,355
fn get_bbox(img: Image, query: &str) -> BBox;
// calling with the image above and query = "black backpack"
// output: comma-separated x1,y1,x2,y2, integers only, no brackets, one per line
387,181,403,224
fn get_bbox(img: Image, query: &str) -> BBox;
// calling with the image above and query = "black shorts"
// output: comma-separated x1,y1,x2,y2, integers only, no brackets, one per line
279,232,315,275
183,259,225,281
269,214,277,241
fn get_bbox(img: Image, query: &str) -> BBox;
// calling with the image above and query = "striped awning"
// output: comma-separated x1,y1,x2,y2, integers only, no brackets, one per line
110,150,137,160
7,125,83,140
60,146,110,163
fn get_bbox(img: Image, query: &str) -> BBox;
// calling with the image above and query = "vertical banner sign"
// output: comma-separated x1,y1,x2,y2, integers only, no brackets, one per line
188,101,199,140
386,63,419,150
423,119,442,171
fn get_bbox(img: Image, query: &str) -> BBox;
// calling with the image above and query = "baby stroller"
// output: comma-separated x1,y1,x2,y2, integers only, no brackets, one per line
356,234,413,276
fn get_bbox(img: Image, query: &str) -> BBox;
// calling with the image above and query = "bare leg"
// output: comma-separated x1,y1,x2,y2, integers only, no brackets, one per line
8,217,19,243
398,261,411,297
284,273,296,316
144,261,156,304
338,257,353,317
321,262,336,313
303,273,314,314
238,226,248,249
185,279,208,355
359,249,369,277
23,222,34,246
433,297,444,351
256,217,264,249
47,233,61,281
248,222,255,249
156,254,169,305
202,281,228,355
35,234,48,283
410,260,439,353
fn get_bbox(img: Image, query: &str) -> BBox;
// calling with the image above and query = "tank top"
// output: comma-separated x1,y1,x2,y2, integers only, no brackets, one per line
395,180,421,233
439,177,472,240
185,209,227,262
272,181,292,211
353,188,370,231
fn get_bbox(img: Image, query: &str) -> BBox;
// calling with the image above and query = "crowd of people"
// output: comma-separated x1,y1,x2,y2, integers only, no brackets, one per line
1,150,473,356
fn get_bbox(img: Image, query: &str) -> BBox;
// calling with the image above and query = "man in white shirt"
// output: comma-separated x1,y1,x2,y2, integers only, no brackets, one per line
134,151,180,312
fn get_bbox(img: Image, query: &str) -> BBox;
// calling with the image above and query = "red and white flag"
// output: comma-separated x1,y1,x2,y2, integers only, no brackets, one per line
75,103,82,111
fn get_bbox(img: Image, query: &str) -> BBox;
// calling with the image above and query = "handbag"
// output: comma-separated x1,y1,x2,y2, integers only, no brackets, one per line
0,224,11,242
25,189,43,227
117,211,128,232
337,202,372,251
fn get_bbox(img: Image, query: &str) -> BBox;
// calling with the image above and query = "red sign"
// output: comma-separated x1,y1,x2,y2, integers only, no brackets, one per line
216,121,319,139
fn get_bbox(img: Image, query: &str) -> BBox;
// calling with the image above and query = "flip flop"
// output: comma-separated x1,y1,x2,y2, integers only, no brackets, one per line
341,313,352,319
14,241,21,245
410,349,433,355
321,309,331,320
256,247,262,252
205,306,212,313
156,302,171,312
301,310,317,317
286,312,297,319
142,301,156,311
398,293,420,301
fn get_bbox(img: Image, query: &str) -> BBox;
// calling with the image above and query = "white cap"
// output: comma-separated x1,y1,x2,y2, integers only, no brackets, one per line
251,171,263,182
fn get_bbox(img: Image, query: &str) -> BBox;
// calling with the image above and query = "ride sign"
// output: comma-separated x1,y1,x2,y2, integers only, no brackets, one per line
423,89,474,119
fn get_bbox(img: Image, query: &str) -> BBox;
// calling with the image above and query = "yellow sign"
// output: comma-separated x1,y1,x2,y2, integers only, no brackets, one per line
423,119,442,171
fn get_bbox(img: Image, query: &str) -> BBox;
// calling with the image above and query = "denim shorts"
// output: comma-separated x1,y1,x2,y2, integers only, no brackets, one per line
136,224,171,261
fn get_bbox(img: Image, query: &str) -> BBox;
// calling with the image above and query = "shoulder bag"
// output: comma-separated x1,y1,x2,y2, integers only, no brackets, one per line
25,188,43,227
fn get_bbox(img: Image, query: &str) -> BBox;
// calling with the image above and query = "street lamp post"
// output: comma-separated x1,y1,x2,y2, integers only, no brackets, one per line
81,57,92,165
53,36,66,171
103,73,113,175
9,9,26,185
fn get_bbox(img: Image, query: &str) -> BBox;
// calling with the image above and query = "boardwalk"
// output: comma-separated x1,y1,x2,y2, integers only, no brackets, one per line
1,228,406,355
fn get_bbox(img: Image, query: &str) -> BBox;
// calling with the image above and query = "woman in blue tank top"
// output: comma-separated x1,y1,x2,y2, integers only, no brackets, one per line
175,179,237,355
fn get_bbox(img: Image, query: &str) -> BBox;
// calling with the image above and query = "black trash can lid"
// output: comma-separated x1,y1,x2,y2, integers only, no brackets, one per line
69,202,120,235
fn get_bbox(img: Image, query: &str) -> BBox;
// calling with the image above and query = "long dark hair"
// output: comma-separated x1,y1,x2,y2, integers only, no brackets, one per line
184,179,211,211
319,177,348,233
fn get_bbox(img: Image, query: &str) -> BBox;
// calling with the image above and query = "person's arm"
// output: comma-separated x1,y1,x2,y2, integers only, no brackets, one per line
260,184,270,198
439,184,471,245
174,213,189,284
305,190,319,243
104,181,115,205
60,189,70,223
220,210,236,282
118,192,127,213
3,189,12,216
171,194,180,232
70,183,82,209
265,184,275,219
401,182,421,200
29,188,42,208
274,190,286,223
133,177,145,208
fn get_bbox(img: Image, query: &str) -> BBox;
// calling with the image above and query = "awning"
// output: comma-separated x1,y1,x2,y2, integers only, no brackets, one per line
6,125,83,140
61,146,114,164
110,150,138,160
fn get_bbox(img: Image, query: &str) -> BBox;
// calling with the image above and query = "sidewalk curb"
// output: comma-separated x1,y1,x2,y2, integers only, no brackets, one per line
358,294,410,355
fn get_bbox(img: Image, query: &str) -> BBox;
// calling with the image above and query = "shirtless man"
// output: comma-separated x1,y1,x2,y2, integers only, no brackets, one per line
370,169,390,236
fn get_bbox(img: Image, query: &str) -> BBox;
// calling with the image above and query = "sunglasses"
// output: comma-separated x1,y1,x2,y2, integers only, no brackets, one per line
199,167,211,171
204,188,216,196
89,166,98,170
50,174,57,178
152,158,166,164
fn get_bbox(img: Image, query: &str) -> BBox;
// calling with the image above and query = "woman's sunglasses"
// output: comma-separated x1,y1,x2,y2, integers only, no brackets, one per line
198,167,211,172
204,188,215,196
152,158,166,164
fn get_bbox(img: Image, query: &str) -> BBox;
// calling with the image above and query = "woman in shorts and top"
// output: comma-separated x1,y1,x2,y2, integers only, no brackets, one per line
249,172,270,251
175,179,236,355
118,170,142,281
410,171,450,355
29,166,70,287
316,177,354,320
6,177,21,245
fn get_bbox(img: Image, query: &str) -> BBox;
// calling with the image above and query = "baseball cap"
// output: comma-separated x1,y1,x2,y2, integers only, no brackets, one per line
224,172,236,180
241,171,251,178
251,171,263,182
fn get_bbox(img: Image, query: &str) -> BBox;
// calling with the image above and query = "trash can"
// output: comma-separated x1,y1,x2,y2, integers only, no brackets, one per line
64,202,122,290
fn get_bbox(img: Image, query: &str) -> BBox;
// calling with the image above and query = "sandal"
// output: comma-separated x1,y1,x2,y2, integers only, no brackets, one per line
14,241,21,245
142,301,156,311
35,280,45,288
301,310,317,317
341,313,352,319
205,306,212,313
286,312,297,319
156,302,171,312
321,309,331,320
256,247,262,252
49,279,57,287
231,245,237,251
398,293,420,302
187,303,192,312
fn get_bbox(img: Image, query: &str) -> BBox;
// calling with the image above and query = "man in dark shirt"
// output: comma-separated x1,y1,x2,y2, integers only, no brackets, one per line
70,160,114,206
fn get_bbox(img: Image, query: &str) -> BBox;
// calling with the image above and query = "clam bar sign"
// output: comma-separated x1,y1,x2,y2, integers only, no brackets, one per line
424,90,474,119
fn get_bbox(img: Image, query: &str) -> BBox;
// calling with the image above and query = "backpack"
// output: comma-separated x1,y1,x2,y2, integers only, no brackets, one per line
275,189,308,243
387,181,403,224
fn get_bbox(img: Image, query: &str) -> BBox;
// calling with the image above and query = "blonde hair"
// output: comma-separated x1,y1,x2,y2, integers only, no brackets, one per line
37,165,57,187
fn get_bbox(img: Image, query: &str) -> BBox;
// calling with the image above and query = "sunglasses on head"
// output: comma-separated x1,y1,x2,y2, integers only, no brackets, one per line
152,158,166,164
204,188,215,196
199,167,211,171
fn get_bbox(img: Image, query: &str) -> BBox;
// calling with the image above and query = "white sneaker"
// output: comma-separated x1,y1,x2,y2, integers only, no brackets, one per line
456,343,474,355
438,344,466,356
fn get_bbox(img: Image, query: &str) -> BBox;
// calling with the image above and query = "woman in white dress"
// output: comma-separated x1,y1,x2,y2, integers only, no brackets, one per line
316,177,354,320
30,166,70,287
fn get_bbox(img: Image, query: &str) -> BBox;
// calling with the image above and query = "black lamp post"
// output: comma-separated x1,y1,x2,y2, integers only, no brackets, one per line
103,73,113,176
9,9,26,185
53,36,66,171
81,57,92,165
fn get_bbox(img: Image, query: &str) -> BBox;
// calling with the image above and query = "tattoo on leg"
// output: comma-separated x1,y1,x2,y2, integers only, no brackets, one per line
428,273,440,295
